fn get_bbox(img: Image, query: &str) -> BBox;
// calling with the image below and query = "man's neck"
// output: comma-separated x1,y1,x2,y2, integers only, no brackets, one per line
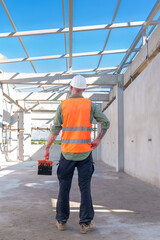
71,90,83,95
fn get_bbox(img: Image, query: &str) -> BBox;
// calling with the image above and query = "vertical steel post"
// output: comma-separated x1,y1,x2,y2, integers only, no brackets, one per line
142,29,147,46
116,74,124,171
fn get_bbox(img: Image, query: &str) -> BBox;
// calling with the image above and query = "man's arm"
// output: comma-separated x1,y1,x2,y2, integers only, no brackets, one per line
91,129,107,149
91,103,110,149
43,104,62,160
43,133,58,160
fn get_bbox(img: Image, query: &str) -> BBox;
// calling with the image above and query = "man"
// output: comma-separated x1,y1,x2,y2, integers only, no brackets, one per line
44,75,110,234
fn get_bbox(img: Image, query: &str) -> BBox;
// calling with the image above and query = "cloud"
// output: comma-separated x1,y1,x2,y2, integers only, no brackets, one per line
0,53,7,60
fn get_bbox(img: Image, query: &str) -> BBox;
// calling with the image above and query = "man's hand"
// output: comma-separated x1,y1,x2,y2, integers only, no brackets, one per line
43,148,50,161
91,139,100,149
43,133,58,160
91,129,107,149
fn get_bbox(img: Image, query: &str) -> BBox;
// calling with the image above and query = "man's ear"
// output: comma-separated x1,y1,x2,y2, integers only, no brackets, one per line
70,86,73,91
82,89,85,92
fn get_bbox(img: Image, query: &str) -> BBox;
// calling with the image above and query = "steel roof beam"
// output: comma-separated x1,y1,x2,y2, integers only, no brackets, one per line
96,0,121,70
0,20,159,39
14,85,110,91
62,0,68,71
16,92,110,102
69,0,73,73
71,67,118,73
0,48,140,64
2,84,25,111
41,85,69,93
14,86,52,90
15,83,114,92
147,17,160,36
0,72,120,86
116,0,160,74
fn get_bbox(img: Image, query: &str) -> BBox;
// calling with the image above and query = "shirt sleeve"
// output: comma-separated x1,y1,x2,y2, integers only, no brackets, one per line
92,102,110,129
50,104,63,135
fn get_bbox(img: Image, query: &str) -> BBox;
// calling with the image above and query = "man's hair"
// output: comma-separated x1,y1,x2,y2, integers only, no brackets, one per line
73,87,83,92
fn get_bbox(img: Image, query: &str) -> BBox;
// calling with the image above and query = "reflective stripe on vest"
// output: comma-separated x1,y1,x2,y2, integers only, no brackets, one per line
62,126,92,132
61,139,91,144
61,98,92,153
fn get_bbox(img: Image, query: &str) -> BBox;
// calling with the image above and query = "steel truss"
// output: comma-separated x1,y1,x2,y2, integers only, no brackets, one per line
0,0,159,102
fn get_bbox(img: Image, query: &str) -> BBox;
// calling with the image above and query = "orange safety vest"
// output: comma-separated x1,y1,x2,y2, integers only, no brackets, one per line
61,98,92,153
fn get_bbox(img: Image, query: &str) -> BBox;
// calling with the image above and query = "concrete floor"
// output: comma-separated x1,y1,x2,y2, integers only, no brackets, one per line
0,160,160,240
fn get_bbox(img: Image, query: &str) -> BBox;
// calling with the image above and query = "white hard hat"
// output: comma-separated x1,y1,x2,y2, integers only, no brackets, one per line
70,75,87,89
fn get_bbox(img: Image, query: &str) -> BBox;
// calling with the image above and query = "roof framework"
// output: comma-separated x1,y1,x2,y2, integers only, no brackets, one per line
0,0,160,109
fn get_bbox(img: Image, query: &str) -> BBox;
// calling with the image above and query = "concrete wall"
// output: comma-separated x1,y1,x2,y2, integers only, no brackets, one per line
0,85,4,167
124,53,160,188
101,99,117,168
1,100,13,163
102,53,160,188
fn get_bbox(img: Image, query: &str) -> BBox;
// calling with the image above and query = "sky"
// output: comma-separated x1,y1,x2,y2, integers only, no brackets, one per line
0,0,159,74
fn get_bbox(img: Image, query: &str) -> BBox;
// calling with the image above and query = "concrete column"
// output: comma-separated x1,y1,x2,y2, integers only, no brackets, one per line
18,110,24,161
0,84,3,168
96,123,101,161
23,111,31,161
9,105,18,161
96,103,102,161
116,75,124,172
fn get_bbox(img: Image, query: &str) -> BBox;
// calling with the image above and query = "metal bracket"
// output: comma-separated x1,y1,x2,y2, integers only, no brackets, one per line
129,75,133,83
146,38,149,61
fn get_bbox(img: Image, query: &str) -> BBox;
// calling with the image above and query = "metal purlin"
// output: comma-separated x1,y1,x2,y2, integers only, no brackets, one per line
96,0,121,71
62,0,68,72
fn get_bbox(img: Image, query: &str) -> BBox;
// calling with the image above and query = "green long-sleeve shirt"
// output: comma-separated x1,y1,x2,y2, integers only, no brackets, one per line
51,93,110,160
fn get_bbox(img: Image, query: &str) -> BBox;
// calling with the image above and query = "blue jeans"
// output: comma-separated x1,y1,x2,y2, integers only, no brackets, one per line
56,152,94,224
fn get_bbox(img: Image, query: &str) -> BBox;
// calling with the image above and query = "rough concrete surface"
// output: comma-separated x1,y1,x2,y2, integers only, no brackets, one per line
0,160,160,240
124,53,160,188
